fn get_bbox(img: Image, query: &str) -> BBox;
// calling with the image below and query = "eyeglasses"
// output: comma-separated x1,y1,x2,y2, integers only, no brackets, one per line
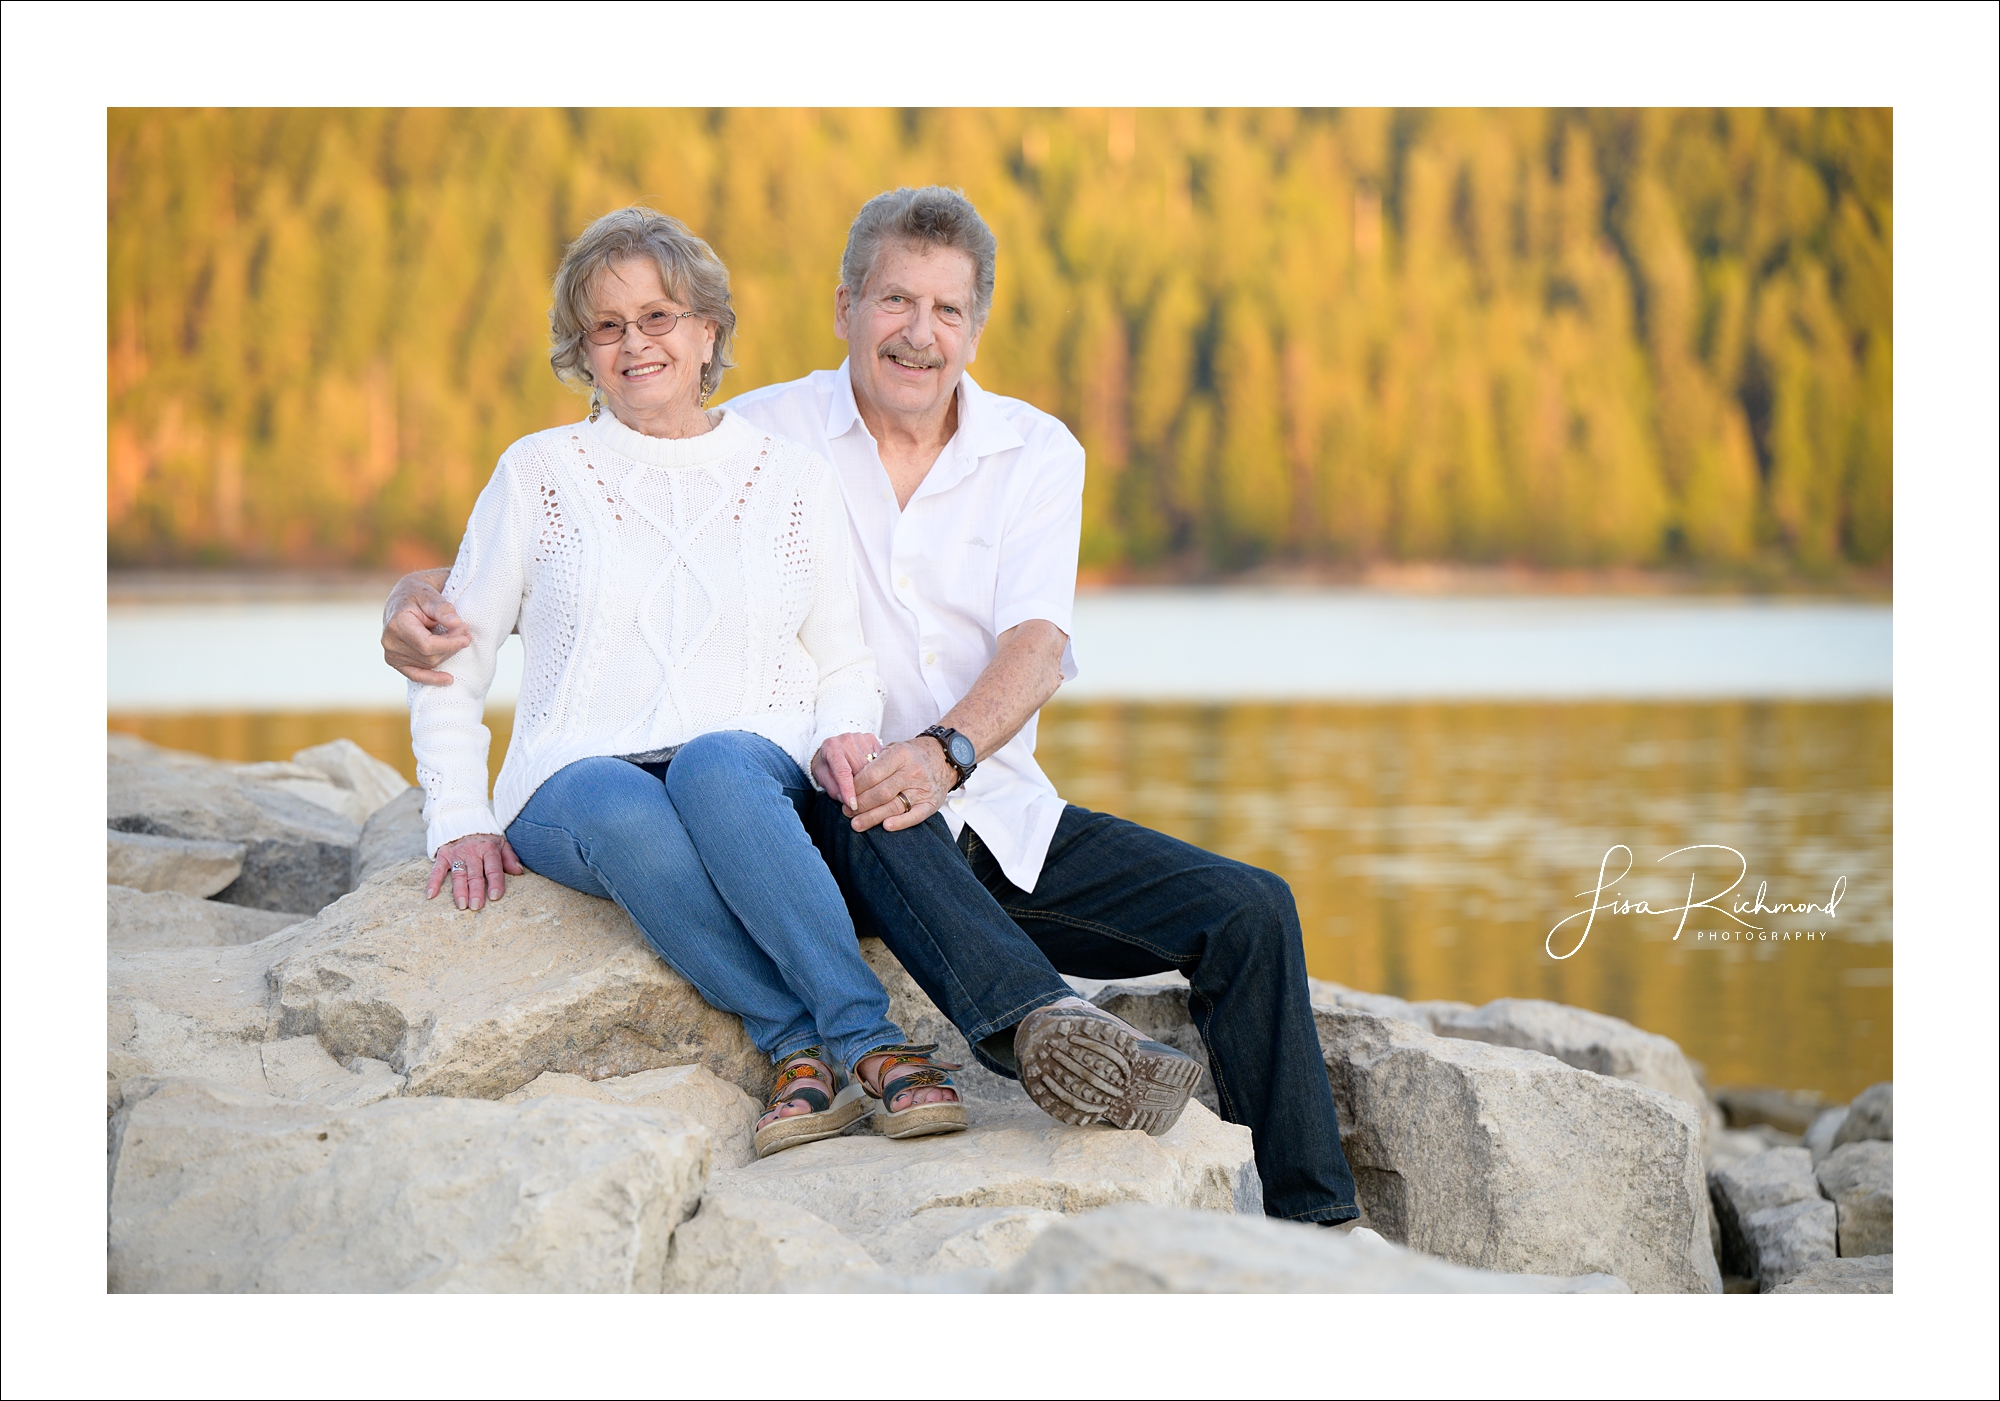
584,310,701,346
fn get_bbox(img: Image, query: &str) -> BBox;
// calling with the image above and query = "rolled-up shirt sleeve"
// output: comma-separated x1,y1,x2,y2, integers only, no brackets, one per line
992,429,1085,683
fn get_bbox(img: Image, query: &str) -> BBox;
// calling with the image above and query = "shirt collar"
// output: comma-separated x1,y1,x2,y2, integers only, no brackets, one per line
825,359,1026,467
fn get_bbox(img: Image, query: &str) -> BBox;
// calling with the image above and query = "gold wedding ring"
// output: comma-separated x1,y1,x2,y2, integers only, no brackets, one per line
898,792,913,813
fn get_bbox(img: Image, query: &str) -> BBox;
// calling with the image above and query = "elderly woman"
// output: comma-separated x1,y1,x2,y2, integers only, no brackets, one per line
413,206,963,1157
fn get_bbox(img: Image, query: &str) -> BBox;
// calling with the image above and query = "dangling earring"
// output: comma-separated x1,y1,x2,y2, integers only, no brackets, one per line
698,363,713,410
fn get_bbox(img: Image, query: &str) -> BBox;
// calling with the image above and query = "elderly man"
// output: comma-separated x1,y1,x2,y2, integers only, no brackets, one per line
382,186,1360,1225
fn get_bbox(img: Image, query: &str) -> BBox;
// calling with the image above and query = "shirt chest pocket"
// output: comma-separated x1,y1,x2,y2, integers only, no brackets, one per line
908,518,1001,637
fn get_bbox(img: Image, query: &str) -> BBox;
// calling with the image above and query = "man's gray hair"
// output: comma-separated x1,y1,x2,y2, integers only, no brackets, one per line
840,186,998,323
549,206,737,402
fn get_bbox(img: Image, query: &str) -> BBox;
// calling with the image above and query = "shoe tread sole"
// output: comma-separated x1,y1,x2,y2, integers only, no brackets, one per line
1018,1008,1200,1137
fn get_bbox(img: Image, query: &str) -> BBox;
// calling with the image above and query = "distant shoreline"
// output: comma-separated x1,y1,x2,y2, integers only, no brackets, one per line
110,561,1893,606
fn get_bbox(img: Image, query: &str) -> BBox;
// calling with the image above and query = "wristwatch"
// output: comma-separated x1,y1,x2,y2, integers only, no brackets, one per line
919,725,978,791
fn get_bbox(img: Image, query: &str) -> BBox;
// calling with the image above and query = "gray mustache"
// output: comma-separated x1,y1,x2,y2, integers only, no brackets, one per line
880,342,943,369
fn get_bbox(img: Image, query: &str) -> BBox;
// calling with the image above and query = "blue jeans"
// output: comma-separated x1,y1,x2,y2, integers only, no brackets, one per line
804,798,1360,1224
505,732,904,1071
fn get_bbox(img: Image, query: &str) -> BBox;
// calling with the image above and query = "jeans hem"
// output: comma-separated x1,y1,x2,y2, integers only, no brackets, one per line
1276,1203,1362,1225
770,1040,828,1067
962,987,1075,1047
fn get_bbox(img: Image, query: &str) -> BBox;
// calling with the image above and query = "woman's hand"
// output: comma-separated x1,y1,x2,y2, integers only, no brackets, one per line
427,833,526,911
811,731,883,809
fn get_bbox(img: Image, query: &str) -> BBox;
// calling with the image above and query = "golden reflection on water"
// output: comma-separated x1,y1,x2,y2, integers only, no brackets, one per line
110,699,1890,1099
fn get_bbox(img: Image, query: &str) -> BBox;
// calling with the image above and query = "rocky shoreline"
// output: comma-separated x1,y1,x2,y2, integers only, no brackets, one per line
105,733,1890,1293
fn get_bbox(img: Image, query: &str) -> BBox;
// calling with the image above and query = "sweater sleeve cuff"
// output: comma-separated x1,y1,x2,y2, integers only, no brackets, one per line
426,803,505,858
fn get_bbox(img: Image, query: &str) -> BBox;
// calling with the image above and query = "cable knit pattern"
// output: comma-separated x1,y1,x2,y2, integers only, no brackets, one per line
411,408,885,855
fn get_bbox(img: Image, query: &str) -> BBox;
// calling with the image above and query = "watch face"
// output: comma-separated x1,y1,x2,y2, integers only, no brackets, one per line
947,733,977,770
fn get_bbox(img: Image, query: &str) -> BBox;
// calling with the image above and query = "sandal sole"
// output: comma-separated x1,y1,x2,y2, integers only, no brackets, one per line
753,1089,873,1159
1016,1006,1202,1137
873,1101,969,1140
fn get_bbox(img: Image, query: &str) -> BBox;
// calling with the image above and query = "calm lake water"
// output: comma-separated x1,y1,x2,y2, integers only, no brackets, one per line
108,590,1892,1098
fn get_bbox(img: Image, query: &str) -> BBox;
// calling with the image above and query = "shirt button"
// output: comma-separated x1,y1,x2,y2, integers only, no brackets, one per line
898,576,911,589
925,653,937,666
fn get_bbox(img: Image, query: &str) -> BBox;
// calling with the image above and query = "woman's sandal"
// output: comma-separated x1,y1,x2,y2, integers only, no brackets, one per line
752,1047,874,1160
855,1043,969,1140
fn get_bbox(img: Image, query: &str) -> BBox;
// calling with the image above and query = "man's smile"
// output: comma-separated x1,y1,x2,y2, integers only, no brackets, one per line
881,348,941,372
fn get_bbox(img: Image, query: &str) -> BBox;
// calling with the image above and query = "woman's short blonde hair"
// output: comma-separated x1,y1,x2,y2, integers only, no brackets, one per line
549,206,737,403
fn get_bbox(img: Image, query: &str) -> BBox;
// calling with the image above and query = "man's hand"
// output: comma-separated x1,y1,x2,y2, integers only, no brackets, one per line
426,832,526,911
382,567,468,685
847,737,956,833
811,731,884,810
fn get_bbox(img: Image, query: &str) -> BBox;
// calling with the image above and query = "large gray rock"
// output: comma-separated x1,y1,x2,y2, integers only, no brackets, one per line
709,1097,1260,1251
1314,1001,1718,1293
663,1193,885,1293
257,1037,406,1108
108,940,407,1115
355,787,428,884
1709,1147,1837,1289
860,1205,1067,1277
665,1099,1266,1289
108,731,216,769
223,741,408,829
1832,1081,1892,1147
1308,980,1474,1033
105,866,771,1113
1708,1124,1801,1172
110,748,360,914
1713,1085,1828,1136
1817,1140,1892,1257
108,1078,709,1292
263,862,772,1100
107,831,244,898
1770,1254,1892,1294
661,1093,1260,1287
988,1204,1632,1293
109,885,303,951
1428,998,1708,1124
503,1065,761,1169
109,940,295,1114
287,739,411,823
1803,1105,1850,1167
1744,1198,1839,1291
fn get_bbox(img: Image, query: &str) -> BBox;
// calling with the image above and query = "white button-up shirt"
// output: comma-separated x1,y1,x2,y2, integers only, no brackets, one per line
725,362,1083,890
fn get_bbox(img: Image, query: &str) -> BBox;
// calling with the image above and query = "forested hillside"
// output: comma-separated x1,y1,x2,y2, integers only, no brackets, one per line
108,108,1890,574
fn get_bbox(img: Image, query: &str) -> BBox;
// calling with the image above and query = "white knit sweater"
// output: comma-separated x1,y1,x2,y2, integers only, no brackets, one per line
411,408,885,855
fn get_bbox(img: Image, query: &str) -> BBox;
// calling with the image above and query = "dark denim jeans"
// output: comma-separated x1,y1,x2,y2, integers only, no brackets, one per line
804,797,1359,1224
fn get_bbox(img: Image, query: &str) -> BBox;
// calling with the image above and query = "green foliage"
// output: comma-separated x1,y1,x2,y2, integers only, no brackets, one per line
108,107,1891,572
